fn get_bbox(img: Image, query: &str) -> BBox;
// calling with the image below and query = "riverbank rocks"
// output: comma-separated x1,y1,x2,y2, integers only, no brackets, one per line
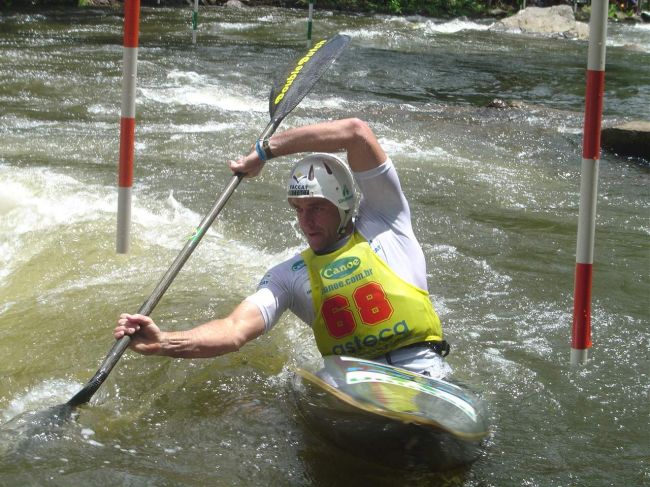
223,0,248,7
487,98,525,109
490,6,589,40
601,121,650,160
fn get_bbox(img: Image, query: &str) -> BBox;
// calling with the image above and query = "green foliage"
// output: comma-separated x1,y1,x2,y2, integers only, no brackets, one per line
297,0,488,17
2,0,81,6
608,2,619,18
388,0,402,14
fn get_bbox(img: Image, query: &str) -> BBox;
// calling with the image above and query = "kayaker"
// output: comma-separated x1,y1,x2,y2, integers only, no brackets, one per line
114,118,451,379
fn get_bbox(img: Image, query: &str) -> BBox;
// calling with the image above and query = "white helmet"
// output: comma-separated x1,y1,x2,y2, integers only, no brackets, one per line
287,153,357,236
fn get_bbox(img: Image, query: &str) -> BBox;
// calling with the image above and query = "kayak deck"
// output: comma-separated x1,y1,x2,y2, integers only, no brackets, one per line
292,355,489,471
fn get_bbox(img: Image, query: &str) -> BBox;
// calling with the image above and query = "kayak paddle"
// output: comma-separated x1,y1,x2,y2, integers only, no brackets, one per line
1,34,351,433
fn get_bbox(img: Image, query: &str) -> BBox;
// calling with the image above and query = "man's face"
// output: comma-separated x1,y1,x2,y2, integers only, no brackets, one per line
289,197,341,252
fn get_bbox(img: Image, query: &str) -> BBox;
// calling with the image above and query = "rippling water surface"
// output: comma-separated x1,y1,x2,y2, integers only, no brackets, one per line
0,6,648,486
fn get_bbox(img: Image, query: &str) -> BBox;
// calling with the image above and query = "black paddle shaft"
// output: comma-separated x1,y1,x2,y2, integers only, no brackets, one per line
67,34,351,409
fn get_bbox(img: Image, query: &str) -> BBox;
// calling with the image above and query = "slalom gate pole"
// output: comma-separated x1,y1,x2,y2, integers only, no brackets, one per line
116,0,141,254
192,0,199,45
306,0,314,47
571,0,608,365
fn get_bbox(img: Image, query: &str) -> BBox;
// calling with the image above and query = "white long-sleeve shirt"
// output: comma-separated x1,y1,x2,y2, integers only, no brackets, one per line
246,158,429,333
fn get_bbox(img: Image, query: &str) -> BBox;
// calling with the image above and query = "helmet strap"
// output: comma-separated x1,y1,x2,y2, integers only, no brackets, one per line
337,209,353,236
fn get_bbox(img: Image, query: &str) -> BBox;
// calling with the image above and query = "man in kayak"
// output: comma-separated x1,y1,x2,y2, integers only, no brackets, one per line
114,118,450,378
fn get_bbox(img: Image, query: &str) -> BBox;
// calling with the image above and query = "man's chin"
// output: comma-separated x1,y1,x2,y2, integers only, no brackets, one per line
308,242,323,252
307,237,325,252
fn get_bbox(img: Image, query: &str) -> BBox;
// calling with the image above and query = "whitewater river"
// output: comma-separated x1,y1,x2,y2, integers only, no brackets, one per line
0,6,648,486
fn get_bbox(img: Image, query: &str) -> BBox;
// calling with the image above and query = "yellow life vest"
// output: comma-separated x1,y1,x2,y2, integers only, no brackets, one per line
301,231,442,359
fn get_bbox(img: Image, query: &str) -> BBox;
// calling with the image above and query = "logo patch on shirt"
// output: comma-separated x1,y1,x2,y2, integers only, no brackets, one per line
320,256,361,280
291,259,306,272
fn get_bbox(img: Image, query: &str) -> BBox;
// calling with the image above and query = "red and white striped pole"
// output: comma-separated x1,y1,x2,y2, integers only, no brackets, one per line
571,0,608,365
117,0,141,254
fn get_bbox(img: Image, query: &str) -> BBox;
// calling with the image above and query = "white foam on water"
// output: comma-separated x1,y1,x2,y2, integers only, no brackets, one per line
607,22,650,52
340,28,386,41
80,427,95,437
0,164,283,301
134,190,226,252
557,124,582,135
80,428,105,447
342,16,491,43
167,70,205,84
138,121,235,135
211,22,258,32
379,136,452,160
139,70,264,113
376,14,413,25
1,379,81,423
140,85,265,113
87,103,117,116
298,96,349,111
0,116,58,131
142,191,303,292
0,166,112,282
419,18,492,34
258,14,278,23
0,167,112,232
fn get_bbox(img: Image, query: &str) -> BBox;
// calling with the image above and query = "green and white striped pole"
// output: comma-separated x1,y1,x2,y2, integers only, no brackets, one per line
306,0,314,47
192,0,198,45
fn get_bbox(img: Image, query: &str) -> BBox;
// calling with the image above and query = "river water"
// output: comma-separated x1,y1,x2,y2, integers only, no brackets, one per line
0,6,648,486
